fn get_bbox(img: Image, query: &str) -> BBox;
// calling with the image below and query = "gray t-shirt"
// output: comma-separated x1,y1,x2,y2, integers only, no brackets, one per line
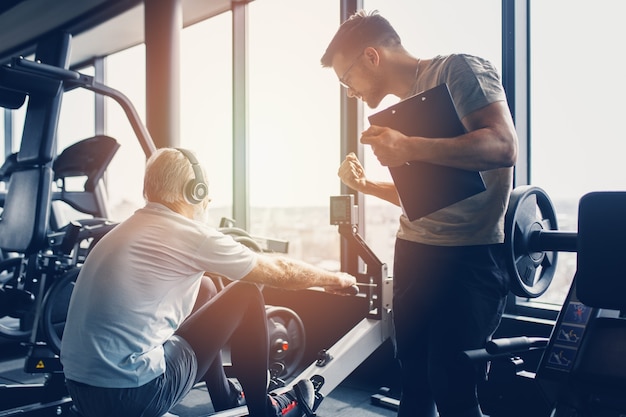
397,54,513,246
60,202,258,388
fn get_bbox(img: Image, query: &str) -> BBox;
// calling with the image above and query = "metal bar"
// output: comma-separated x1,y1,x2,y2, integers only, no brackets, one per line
10,57,156,156
3,108,12,158
486,336,549,354
93,57,106,136
0,397,73,417
83,81,156,157
529,230,578,253
144,0,182,149
231,0,250,229
339,0,364,277
338,224,389,319
502,0,530,186
12,57,79,80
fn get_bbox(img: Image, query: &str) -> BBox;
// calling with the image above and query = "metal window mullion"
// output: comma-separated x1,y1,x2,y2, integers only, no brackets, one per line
94,57,106,136
3,108,12,157
232,1,250,229
502,0,530,186
340,0,364,276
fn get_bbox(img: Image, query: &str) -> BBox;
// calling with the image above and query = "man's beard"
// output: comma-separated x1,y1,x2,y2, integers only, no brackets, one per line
363,74,386,109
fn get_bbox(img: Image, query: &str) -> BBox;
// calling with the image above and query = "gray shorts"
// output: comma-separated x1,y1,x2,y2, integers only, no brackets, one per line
66,336,198,417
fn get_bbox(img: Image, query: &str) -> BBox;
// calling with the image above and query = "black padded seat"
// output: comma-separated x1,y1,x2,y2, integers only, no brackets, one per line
576,191,626,310
0,166,53,253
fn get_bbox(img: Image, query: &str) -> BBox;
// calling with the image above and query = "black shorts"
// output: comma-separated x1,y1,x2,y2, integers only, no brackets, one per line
66,335,197,417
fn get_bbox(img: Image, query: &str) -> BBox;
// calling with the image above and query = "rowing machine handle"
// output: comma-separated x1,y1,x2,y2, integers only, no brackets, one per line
334,284,360,296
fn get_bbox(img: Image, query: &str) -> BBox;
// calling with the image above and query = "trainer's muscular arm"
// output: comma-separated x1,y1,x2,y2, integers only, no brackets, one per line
241,254,356,292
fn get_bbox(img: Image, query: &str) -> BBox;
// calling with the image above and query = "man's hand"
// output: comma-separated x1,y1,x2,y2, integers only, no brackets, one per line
338,152,367,191
324,272,358,296
337,151,402,206
361,125,411,167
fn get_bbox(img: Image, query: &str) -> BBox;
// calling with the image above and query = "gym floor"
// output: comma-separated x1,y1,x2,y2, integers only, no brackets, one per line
0,339,399,417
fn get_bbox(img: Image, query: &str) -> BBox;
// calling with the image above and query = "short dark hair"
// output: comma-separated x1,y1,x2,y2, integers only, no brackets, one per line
320,10,402,67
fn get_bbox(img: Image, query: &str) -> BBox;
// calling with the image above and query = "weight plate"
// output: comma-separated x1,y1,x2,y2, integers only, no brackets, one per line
266,306,306,379
504,185,558,298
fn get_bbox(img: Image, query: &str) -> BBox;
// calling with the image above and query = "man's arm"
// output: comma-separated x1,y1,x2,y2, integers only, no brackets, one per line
241,254,356,291
361,101,518,171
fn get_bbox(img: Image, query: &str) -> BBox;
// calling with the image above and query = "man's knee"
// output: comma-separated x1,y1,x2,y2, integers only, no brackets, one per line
227,281,264,303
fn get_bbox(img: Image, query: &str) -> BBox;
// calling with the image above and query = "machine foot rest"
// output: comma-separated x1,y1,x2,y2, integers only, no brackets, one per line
370,386,399,412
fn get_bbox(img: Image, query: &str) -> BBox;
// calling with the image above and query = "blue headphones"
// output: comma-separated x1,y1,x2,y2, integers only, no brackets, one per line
176,148,209,205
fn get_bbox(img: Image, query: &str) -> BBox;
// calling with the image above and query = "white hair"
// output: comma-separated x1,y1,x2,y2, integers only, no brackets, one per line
143,148,197,204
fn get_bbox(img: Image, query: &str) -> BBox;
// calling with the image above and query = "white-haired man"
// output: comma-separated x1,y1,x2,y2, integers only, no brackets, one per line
61,147,356,417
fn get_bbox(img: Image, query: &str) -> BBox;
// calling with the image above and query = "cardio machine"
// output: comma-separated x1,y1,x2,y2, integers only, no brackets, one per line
0,135,121,345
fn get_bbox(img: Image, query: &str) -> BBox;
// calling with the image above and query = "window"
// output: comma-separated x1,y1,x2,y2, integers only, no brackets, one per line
247,0,341,267
181,12,234,226
103,45,148,221
2,55,31,156
5,101,27,154
1,90,36,214
529,1,626,305
52,65,96,228
57,66,95,151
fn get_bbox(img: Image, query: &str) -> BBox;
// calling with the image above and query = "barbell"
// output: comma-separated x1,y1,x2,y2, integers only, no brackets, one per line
505,185,587,298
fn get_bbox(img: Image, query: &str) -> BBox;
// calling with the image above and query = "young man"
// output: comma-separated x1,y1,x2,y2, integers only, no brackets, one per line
60,147,356,417
321,10,518,417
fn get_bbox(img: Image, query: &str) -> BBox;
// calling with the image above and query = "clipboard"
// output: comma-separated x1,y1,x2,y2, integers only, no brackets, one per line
368,83,486,221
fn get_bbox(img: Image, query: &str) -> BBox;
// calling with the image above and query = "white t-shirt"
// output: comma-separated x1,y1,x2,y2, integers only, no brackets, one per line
60,202,258,388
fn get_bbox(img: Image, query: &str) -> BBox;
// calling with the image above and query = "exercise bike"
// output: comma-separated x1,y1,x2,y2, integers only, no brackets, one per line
0,135,120,417
0,135,120,345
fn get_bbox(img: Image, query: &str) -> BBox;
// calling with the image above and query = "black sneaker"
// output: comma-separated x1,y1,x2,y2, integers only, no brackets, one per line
226,378,246,407
267,379,315,417
212,378,246,412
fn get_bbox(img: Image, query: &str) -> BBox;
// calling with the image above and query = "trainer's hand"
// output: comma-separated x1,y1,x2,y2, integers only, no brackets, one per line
338,153,367,191
361,125,410,167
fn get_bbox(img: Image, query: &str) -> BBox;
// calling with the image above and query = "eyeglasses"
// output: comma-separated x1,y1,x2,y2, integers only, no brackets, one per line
338,51,364,90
